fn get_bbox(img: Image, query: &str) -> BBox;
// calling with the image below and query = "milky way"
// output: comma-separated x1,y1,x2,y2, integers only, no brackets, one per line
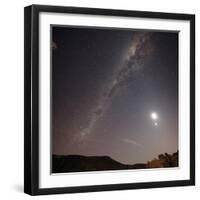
80,32,153,138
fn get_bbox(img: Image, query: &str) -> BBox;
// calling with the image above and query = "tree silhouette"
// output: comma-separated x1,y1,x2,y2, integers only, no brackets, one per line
146,151,178,168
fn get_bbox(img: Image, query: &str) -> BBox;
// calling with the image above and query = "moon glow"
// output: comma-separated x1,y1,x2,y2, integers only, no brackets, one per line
151,112,158,120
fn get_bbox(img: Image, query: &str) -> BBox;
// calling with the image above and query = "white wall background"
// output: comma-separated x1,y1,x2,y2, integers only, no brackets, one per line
0,0,199,199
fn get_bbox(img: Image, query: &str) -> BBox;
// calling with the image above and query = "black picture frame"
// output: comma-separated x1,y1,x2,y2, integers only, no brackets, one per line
24,4,195,196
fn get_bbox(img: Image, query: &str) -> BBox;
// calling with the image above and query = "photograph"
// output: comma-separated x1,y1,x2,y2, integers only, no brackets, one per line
51,26,179,173
24,5,195,195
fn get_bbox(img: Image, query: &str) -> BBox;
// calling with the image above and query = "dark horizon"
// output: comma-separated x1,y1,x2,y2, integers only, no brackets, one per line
52,26,178,165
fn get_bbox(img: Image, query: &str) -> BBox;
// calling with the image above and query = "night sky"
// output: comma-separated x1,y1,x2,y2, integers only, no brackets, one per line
52,26,178,164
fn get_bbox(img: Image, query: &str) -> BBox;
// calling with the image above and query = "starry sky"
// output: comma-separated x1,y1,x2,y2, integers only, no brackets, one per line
51,26,178,165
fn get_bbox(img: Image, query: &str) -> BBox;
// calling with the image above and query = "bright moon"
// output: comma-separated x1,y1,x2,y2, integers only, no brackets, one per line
151,112,158,120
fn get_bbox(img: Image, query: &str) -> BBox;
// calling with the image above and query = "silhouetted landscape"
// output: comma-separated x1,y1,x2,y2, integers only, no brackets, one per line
52,151,178,173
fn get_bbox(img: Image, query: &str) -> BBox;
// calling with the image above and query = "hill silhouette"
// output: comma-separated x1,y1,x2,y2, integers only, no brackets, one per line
52,151,178,173
52,155,146,173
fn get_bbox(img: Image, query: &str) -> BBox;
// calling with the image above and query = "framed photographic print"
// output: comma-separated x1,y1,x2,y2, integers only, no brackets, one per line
24,4,195,195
